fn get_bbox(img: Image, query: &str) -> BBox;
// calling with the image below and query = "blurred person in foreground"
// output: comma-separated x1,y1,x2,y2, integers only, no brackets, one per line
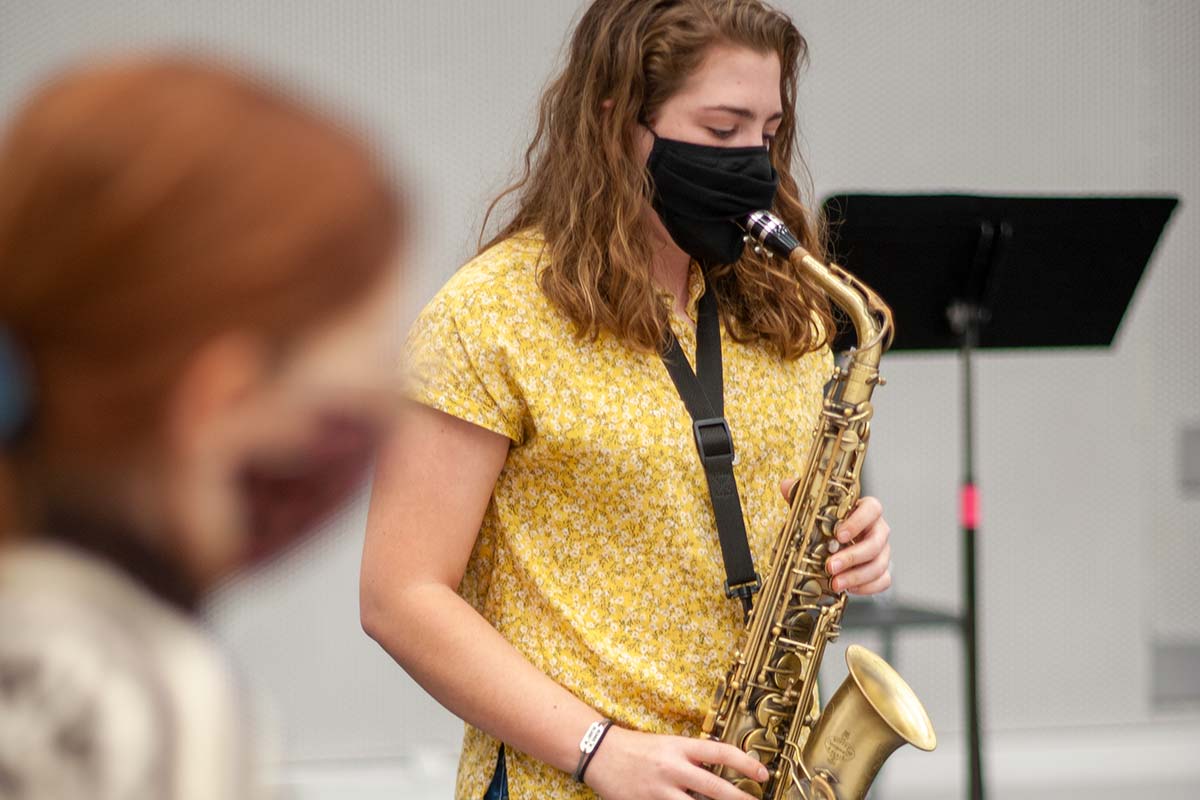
0,57,402,799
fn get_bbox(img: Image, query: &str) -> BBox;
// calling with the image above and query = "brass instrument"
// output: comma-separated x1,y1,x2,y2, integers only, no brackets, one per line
700,210,936,800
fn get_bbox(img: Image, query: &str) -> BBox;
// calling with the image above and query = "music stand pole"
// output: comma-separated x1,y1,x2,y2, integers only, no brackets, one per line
949,296,987,800
948,216,1005,800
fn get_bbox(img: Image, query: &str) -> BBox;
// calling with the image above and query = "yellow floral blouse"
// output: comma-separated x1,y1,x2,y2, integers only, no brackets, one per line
405,233,832,800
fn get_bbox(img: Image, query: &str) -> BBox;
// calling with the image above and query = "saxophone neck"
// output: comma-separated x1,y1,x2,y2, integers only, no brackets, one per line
739,210,893,364
787,250,890,407
795,250,893,364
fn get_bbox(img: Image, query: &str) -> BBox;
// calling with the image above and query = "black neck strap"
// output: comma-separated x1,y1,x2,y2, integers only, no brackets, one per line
660,288,759,618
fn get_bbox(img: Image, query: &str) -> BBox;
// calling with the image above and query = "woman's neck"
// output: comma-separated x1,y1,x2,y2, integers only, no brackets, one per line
647,219,693,321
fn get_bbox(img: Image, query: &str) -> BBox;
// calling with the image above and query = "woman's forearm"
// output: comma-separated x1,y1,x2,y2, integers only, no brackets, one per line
362,580,599,775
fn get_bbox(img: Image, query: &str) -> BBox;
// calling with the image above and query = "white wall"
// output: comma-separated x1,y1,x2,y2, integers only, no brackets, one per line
2,1,1197,797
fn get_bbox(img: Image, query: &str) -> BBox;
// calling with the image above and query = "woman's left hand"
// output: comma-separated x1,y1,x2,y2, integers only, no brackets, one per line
825,495,892,594
780,483,892,595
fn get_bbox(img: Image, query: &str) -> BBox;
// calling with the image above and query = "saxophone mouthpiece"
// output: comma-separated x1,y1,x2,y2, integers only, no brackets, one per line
741,210,801,258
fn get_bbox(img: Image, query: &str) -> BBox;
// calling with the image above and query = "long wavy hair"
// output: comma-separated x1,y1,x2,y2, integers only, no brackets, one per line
482,0,832,359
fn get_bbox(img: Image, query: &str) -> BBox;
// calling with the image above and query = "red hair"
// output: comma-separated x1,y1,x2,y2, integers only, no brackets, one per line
0,56,401,529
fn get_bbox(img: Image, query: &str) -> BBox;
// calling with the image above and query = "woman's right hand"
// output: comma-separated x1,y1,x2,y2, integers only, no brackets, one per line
584,726,769,800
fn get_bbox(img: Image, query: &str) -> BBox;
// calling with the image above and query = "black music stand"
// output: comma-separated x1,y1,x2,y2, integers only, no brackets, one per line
828,193,1179,800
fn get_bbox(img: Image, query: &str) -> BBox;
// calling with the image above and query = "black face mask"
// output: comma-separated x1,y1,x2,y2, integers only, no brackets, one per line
646,133,779,267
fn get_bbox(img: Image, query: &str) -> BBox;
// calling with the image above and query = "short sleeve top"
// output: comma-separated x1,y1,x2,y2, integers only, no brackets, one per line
405,233,832,799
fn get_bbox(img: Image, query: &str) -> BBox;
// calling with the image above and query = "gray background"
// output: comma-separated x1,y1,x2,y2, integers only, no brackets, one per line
1,1,1197,798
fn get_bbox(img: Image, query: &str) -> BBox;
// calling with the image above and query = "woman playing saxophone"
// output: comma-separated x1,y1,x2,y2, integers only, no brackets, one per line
361,2,896,798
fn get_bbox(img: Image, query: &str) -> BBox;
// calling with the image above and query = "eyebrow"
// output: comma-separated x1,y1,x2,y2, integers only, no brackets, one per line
703,105,784,121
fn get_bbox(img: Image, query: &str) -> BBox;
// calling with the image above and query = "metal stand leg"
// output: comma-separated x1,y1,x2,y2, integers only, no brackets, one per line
949,299,987,800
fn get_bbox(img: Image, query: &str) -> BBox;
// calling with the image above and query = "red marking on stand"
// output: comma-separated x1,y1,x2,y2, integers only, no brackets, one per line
960,483,980,529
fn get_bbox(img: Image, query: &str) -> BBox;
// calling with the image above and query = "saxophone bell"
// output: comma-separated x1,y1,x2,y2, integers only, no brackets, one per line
798,646,936,800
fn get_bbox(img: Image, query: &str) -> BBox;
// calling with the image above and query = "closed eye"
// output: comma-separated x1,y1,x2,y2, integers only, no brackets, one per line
707,127,735,140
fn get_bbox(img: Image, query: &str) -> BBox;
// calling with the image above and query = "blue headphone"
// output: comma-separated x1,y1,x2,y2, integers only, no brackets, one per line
0,328,32,444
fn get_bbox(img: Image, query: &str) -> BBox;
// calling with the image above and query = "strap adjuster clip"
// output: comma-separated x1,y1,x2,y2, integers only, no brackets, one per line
692,417,734,464
723,574,761,601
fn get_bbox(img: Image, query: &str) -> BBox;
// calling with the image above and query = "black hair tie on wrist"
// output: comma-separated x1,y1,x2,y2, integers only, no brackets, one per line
572,719,614,784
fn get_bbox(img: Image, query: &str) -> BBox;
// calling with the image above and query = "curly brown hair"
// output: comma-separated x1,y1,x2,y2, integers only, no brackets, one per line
482,0,832,359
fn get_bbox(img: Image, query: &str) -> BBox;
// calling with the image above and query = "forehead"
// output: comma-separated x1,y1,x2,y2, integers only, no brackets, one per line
670,44,783,112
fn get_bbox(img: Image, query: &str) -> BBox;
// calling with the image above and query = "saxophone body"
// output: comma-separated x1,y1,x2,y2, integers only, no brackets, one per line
700,211,936,800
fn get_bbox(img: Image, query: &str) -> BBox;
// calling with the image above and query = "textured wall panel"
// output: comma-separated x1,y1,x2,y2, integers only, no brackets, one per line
1,0,1196,783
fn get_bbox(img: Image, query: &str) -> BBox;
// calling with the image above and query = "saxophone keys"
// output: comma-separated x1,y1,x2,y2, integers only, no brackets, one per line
733,778,765,799
771,652,805,690
835,496,856,520
740,728,782,764
754,691,791,726
701,706,720,735
790,773,837,800
817,514,836,535
809,773,838,800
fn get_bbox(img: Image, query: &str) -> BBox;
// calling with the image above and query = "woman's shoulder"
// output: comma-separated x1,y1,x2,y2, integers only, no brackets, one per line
404,232,562,443
434,231,549,315
411,231,568,355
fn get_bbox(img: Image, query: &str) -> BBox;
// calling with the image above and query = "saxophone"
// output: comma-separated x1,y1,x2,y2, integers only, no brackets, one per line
700,210,936,800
